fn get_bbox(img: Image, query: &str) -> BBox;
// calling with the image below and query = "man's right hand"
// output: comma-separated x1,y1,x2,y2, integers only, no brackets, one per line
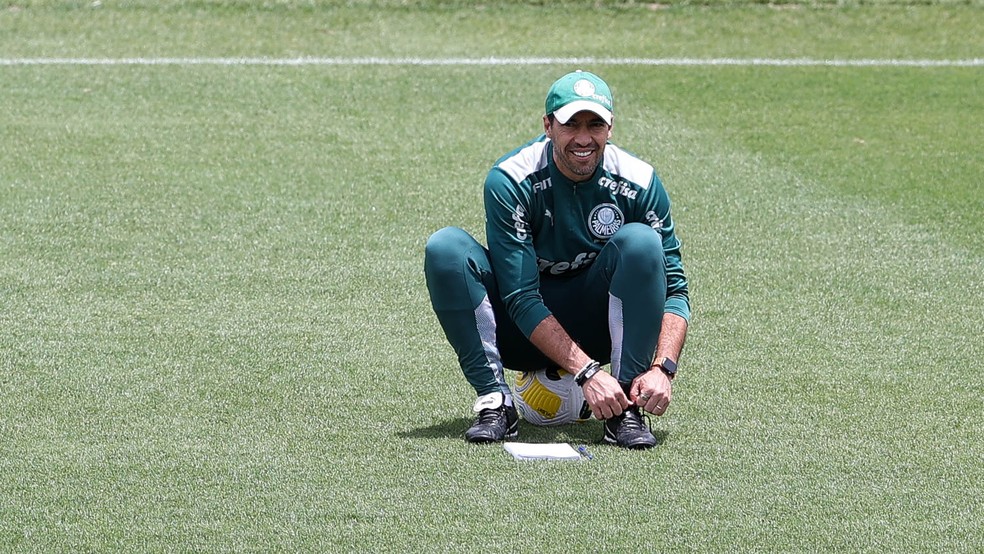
581,370,630,420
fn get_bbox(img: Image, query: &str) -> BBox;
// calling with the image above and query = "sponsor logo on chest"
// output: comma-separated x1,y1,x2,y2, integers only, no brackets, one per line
598,176,638,199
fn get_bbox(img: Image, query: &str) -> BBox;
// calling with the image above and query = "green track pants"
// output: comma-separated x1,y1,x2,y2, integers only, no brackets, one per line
424,223,667,400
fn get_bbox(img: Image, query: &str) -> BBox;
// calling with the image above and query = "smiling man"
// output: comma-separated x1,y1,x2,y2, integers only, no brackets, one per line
424,71,691,449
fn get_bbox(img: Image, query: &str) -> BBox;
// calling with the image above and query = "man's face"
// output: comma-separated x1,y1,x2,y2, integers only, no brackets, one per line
543,110,612,182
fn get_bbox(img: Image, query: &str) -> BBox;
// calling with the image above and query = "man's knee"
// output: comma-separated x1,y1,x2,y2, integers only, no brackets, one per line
611,222,665,263
425,226,473,266
425,226,490,290
425,227,492,311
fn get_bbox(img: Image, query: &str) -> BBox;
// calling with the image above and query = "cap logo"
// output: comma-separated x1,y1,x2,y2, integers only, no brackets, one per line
545,71,614,123
573,79,596,97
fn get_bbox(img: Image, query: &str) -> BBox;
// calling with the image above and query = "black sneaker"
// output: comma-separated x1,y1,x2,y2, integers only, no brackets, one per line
466,403,519,443
603,406,657,449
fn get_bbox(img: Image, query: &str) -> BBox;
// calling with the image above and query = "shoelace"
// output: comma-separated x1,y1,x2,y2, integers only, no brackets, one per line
622,408,654,434
476,407,505,425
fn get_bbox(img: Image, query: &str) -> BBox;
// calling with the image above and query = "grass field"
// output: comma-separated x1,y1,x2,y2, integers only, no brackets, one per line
2,1,982,552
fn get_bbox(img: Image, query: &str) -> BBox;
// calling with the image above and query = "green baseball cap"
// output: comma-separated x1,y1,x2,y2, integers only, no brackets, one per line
544,70,614,125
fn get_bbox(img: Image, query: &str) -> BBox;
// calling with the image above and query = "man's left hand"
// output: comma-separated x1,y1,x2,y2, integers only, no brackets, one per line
629,368,672,416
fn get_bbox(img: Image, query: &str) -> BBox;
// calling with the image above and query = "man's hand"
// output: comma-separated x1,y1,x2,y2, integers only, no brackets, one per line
629,368,672,416
581,370,630,420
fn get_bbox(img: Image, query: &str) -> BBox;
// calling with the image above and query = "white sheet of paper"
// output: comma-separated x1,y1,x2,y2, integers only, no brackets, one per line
503,442,582,461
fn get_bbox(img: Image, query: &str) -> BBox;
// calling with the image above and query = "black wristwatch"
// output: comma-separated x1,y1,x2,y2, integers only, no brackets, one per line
656,357,678,379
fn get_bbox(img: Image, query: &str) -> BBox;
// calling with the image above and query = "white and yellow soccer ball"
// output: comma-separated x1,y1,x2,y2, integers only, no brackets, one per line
513,367,591,426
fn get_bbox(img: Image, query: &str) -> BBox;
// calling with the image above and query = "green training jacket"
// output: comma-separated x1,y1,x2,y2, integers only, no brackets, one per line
484,134,690,338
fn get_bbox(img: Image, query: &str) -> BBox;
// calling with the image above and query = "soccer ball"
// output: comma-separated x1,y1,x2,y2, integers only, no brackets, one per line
513,367,591,426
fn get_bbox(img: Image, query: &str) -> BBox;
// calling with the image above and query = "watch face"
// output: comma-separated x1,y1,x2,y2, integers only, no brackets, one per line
660,358,677,375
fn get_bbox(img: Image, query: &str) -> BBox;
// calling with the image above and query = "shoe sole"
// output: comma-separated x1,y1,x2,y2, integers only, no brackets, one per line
604,437,657,449
604,428,657,449
465,426,518,444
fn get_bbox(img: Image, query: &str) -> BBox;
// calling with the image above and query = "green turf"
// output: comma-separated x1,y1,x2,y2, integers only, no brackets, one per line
1,2,982,552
